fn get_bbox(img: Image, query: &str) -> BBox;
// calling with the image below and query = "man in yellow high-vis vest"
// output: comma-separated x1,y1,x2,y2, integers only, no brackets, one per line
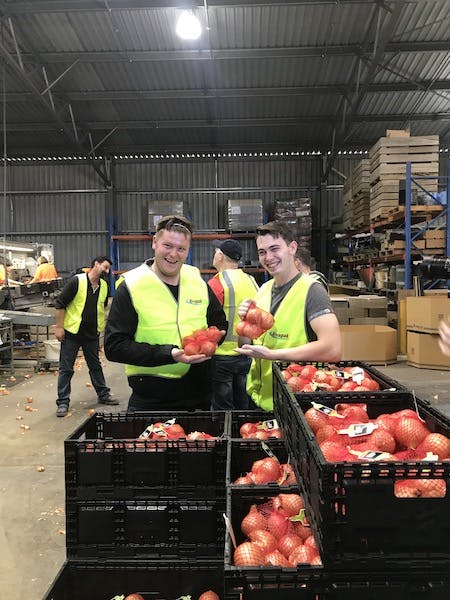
105,215,228,412
208,238,259,410
235,221,342,412
54,256,117,417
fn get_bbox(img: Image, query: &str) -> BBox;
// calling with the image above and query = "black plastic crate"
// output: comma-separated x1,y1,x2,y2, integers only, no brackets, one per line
66,498,226,559
225,569,450,600
273,387,450,568
229,411,281,439
274,361,408,401
44,561,224,600
65,411,228,499
227,439,299,489
79,410,229,439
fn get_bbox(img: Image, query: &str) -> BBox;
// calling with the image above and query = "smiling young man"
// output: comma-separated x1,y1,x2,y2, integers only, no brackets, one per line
104,215,227,411
235,221,342,411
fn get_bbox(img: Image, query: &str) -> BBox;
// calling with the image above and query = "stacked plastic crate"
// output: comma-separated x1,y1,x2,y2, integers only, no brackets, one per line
45,411,229,599
268,361,450,597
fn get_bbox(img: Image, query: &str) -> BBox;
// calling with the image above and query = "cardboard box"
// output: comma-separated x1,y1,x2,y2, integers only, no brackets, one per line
330,295,350,325
340,325,397,365
349,317,388,326
348,296,387,318
406,296,450,333
407,331,450,370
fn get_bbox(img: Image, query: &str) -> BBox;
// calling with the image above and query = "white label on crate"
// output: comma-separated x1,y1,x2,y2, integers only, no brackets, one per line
312,402,344,418
230,206,241,214
261,441,278,461
258,419,279,430
348,449,392,461
339,422,378,437
327,369,351,379
351,367,365,384
290,508,310,525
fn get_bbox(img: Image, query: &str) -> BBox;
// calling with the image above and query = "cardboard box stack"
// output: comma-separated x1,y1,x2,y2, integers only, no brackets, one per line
351,159,371,228
342,174,354,231
369,131,439,221
227,198,263,231
330,294,396,364
407,296,450,370
148,200,185,231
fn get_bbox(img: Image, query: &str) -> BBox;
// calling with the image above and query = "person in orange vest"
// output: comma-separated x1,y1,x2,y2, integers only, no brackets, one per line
208,239,259,410
29,256,58,283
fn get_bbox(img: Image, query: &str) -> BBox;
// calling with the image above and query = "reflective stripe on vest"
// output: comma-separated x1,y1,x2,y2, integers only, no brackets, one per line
63,274,108,334
215,269,259,356
247,275,313,411
124,263,209,378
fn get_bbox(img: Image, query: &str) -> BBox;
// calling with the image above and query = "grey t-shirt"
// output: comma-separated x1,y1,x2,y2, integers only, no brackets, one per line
270,273,333,342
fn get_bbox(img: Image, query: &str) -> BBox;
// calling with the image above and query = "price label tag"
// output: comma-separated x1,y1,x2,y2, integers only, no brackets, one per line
289,508,310,526
424,452,439,461
139,425,153,439
328,369,351,379
351,367,364,385
312,402,344,418
258,419,279,430
261,441,278,460
348,448,391,461
339,422,378,437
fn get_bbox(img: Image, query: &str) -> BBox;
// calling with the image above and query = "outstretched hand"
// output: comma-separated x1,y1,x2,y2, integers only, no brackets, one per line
172,347,212,364
234,344,274,360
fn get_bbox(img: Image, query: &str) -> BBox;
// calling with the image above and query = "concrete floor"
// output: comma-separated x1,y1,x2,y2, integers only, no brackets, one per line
1,354,450,599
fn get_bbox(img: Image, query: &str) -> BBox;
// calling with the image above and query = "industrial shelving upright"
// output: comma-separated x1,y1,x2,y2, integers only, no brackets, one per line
404,160,450,289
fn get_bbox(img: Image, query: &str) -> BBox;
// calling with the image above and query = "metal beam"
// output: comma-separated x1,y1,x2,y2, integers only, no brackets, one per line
0,23,109,184
14,41,450,64
323,0,407,179
0,1,407,15
4,80,450,103
4,112,449,132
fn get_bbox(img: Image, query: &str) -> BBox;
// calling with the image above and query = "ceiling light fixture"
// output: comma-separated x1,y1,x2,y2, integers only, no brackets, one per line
176,10,202,40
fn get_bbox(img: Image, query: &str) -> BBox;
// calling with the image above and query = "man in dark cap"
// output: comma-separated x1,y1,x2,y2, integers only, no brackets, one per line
208,238,259,410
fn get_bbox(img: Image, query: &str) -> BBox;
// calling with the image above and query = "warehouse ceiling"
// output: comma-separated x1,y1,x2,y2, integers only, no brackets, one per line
0,0,448,164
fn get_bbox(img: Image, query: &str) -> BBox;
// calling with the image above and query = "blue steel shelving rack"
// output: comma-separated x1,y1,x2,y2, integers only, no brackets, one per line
405,160,450,289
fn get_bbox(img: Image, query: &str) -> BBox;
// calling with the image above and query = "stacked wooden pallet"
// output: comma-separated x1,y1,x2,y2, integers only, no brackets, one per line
352,159,371,227
369,133,439,221
342,174,354,231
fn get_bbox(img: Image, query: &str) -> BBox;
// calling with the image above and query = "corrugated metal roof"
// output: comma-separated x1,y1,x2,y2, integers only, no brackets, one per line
1,0,448,155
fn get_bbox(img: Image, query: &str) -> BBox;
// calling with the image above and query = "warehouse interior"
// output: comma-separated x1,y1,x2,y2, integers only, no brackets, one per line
0,1,450,599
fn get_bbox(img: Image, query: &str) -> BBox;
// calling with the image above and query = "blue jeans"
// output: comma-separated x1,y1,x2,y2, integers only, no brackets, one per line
56,334,110,407
211,355,252,411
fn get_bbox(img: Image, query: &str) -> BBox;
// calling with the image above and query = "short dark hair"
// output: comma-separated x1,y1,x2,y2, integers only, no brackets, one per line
156,214,193,236
255,221,296,244
295,247,311,267
91,256,112,268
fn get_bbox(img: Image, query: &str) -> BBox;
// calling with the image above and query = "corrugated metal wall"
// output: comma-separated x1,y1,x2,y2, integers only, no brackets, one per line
1,153,447,276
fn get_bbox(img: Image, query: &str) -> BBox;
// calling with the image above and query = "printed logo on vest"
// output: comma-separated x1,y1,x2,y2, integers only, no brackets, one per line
268,331,289,340
185,298,202,305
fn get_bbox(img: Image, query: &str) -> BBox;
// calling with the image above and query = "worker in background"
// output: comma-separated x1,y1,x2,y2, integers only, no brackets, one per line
29,255,58,283
208,238,259,410
294,247,329,292
54,256,118,417
0,258,21,286
235,221,342,411
104,215,228,412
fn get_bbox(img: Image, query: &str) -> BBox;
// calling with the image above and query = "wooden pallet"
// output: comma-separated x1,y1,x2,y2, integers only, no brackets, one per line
370,161,439,182
369,135,439,154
